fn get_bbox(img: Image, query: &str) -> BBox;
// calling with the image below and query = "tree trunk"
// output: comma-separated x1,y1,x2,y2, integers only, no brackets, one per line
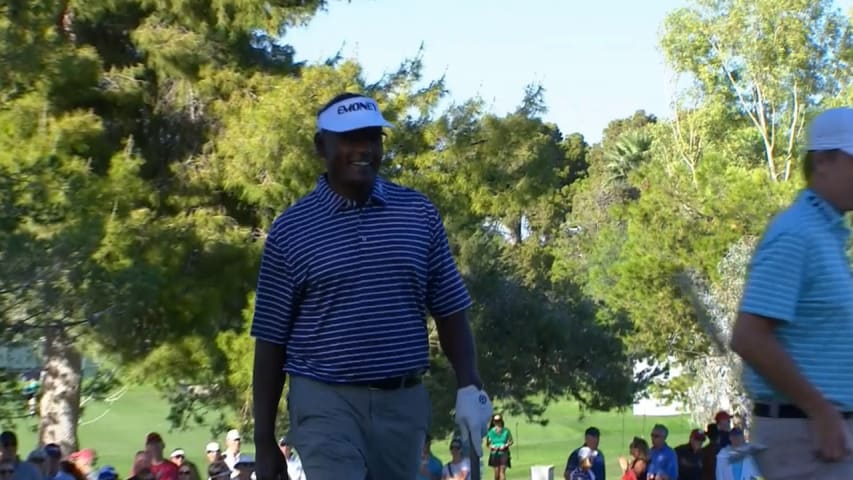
38,328,82,454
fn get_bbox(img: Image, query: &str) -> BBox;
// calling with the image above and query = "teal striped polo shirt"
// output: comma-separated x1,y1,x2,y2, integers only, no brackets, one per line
740,188,853,409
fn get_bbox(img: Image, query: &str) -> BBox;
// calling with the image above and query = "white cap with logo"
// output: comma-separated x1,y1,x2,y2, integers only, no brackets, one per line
205,442,220,453
807,107,853,154
226,429,241,442
578,446,598,460
317,95,393,133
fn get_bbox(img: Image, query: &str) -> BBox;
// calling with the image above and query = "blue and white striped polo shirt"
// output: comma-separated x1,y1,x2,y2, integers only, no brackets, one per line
250,174,473,383
740,188,853,408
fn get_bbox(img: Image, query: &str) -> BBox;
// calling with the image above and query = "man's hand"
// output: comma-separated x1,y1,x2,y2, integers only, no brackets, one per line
254,441,288,480
811,400,851,461
454,385,493,457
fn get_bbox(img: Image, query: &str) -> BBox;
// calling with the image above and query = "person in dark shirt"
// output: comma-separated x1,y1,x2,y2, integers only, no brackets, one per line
713,411,731,448
565,427,605,480
674,429,705,480
699,424,719,480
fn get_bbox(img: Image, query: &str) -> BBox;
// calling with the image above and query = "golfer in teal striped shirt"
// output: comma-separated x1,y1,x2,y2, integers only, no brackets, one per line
732,107,853,480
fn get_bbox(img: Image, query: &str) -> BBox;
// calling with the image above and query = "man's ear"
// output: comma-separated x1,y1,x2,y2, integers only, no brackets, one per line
313,131,324,157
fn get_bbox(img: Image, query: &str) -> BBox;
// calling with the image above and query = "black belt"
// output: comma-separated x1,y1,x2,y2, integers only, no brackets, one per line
753,402,853,419
352,374,422,391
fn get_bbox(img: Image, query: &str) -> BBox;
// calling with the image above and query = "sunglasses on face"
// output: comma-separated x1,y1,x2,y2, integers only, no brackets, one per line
179,470,191,476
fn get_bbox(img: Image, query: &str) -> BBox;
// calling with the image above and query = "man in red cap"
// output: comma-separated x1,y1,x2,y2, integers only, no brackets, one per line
145,433,178,480
714,411,732,448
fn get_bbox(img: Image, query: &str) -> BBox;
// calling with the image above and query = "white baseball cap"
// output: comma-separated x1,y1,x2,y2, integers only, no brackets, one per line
226,429,240,442
316,95,393,133
578,446,598,460
169,449,185,458
205,442,220,453
807,107,853,154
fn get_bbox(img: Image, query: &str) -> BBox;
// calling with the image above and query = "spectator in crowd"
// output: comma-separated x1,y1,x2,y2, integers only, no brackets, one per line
42,444,62,479
128,451,150,479
618,436,649,480
203,444,220,465
206,462,230,480
177,461,202,480
232,456,253,480
713,412,731,449
700,425,720,480
714,428,760,480
25,449,45,478
567,447,598,480
646,424,678,480
144,434,178,480
96,466,117,480
486,414,513,480
441,439,470,480
221,431,240,478
129,467,154,480
58,461,86,480
276,438,303,480
69,449,97,480
417,435,442,480
674,429,705,480
169,450,185,468
0,431,41,480
565,427,605,480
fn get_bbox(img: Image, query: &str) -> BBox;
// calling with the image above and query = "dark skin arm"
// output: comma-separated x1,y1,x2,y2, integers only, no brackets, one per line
433,310,482,389
252,339,287,443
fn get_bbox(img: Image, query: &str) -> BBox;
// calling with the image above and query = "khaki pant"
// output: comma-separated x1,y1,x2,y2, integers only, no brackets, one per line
286,375,430,480
751,416,853,479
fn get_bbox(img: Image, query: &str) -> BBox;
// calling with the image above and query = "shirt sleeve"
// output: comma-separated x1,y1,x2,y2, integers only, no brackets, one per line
665,449,679,479
566,450,579,473
425,204,473,318
739,231,808,324
249,232,299,345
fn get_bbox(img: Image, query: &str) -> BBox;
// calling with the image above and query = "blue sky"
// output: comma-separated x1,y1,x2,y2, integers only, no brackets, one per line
286,0,853,143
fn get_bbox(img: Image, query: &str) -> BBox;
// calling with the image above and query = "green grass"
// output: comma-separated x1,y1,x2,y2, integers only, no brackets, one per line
12,388,695,480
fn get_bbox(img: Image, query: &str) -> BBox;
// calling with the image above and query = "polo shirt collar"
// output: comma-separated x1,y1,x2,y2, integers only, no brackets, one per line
802,188,849,236
314,174,387,215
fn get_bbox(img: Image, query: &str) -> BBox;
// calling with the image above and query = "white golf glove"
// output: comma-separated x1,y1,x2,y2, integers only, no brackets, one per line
454,385,493,457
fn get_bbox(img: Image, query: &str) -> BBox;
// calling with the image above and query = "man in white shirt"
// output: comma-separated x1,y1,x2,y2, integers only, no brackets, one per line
222,430,241,479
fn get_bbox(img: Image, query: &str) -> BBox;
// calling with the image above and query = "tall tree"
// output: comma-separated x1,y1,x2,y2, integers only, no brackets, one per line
0,0,328,451
661,0,853,180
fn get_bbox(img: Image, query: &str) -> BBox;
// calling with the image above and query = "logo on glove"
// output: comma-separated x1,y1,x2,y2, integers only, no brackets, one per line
478,394,488,405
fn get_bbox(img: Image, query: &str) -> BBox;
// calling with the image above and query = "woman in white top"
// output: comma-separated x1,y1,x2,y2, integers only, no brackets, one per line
442,439,470,480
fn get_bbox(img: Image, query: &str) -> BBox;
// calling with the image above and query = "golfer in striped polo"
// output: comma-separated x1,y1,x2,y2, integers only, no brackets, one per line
731,107,853,479
250,93,493,480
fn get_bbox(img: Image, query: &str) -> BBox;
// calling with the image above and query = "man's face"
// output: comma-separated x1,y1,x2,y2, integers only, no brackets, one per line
226,437,240,453
690,438,703,451
170,454,184,466
585,434,599,450
321,127,383,191
146,441,164,458
651,429,666,448
815,150,853,209
205,450,219,463
730,433,745,448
